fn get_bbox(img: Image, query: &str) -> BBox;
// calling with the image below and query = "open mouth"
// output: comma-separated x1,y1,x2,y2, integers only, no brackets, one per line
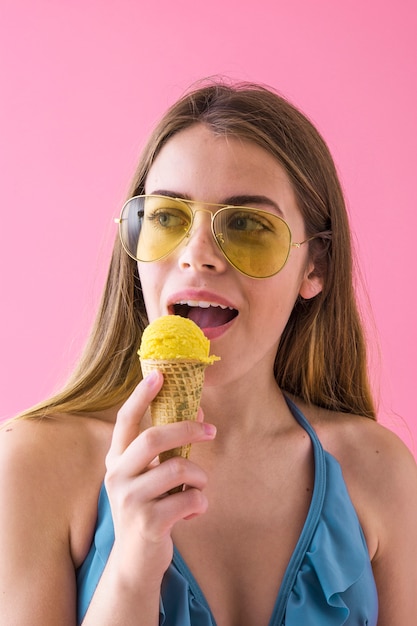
172,300,238,329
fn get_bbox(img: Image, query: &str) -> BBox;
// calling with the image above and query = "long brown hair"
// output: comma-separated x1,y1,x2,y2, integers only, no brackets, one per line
15,80,376,420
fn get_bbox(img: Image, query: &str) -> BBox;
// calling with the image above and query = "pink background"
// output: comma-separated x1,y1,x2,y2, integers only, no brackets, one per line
1,1,416,456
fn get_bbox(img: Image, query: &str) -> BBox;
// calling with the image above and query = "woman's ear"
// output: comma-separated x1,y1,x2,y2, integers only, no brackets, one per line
299,263,323,299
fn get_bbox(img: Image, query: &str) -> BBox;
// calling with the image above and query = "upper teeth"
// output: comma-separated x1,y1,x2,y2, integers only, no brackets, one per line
176,299,234,310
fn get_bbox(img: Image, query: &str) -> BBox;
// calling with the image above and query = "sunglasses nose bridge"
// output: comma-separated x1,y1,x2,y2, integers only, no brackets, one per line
184,206,216,241
180,206,229,268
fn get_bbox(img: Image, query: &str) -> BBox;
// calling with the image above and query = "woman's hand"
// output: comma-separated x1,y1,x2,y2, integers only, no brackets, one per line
104,370,216,588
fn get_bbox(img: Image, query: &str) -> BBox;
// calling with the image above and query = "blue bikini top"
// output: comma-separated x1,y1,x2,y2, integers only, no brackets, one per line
77,397,378,625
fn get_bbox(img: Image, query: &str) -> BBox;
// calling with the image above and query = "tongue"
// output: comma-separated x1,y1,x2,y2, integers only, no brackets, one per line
176,305,236,329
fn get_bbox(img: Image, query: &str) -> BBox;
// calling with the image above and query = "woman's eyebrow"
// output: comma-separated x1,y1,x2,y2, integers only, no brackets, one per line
148,189,190,199
223,194,284,216
147,190,284,217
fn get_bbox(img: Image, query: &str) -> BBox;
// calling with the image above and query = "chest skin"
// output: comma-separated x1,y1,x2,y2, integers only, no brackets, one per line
171,418,314,626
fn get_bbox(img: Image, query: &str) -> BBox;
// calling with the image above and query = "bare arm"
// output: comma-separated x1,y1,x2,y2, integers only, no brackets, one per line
0,422,79,625
314,408,417,625
370,432,417,625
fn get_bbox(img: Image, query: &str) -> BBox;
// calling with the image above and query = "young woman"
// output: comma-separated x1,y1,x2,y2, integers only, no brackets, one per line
1,81,416,625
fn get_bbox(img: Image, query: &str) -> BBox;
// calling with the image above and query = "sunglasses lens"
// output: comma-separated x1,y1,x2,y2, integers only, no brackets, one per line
119,196,192,261
213,208,291,278
118,197,292,278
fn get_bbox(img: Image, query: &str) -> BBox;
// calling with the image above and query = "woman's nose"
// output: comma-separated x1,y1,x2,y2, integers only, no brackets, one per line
177,213,228,274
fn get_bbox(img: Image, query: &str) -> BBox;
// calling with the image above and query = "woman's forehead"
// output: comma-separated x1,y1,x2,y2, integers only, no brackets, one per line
145,124,298,213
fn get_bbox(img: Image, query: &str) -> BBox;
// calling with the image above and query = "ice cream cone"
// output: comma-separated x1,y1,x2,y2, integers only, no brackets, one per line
138,315,219,493
140,358,207,463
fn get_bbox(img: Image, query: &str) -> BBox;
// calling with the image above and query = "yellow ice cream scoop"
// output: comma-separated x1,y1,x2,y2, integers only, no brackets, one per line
138,314,218,363
138,316,219,489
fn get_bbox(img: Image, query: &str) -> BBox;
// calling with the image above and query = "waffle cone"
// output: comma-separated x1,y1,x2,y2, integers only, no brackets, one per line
140,358,207,463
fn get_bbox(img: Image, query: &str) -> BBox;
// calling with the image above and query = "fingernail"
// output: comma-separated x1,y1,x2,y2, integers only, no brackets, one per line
144,370,159,386
202,423,217,437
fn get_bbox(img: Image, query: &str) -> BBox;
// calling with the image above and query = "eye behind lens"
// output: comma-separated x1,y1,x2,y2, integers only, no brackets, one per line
212,207,292,278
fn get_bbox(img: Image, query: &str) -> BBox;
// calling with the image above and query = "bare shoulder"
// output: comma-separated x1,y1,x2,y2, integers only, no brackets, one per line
0,413,112,489
308,403,417,494
296,398,413,469
303,402,417,501
300,400,417,562
0,413,113,557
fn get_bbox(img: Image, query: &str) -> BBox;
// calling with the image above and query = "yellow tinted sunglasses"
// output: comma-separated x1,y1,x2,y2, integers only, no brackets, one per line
116,195,315,279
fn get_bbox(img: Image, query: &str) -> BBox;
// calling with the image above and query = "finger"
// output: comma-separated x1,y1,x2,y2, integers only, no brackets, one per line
121,419,216,475
153,488,209,535
109,370,164,457
132,455,209,502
